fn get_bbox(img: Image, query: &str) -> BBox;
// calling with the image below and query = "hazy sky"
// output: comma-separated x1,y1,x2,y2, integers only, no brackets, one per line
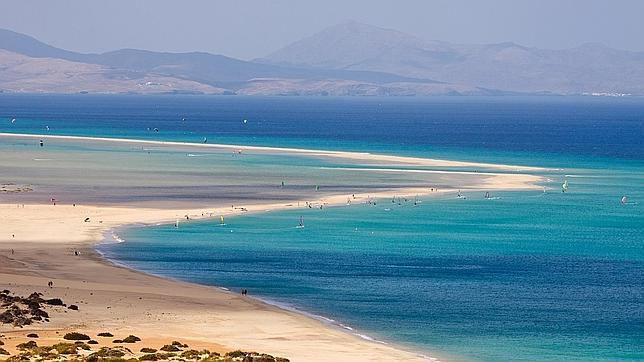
1,0,642,59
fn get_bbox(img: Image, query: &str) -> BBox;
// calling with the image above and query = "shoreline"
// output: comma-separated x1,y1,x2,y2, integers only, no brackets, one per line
94,204,439,359
0,191,450,361
96,237,405,355
0,132,549,172
1,134,546,361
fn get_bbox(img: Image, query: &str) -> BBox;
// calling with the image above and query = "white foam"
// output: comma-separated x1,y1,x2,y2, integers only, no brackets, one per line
110,231,125,243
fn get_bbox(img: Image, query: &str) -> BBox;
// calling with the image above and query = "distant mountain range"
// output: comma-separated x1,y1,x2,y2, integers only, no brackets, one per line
1,23,643,96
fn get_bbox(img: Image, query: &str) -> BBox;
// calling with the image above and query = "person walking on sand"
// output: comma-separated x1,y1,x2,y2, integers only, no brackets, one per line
48,281,53,288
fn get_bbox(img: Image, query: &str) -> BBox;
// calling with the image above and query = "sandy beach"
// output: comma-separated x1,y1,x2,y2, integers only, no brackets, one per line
0,134,545,361
0,133,549,172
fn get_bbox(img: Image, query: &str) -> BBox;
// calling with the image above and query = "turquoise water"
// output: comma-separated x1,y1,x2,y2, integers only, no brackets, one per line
100,163,643,362
2,95,643,361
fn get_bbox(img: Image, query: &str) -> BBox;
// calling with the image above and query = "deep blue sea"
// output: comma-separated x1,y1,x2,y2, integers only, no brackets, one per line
2,95,643,361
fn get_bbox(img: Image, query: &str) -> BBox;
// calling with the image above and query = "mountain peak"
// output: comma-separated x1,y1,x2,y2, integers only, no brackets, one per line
261,21,442,69
0,28,84,60
322,21,403,35
260,23,644,94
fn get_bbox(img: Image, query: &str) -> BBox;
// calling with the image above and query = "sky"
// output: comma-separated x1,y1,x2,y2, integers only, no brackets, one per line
1,0,642,60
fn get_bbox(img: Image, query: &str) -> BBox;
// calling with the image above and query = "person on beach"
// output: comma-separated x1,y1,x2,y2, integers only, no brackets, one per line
48,281,53,288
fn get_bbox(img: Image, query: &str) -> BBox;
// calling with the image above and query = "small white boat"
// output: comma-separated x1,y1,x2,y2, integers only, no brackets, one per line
621,196,628,205
562,179,569,193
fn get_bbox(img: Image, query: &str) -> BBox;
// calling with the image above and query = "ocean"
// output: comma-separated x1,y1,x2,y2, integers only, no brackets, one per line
1,94,643,361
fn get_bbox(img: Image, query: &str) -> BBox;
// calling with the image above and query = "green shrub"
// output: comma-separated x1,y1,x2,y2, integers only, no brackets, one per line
171,340,188,348
139,354,159,361
225,350,246,358
159,344,180,352
139,352,175,361
179,349,202,359
97,332,114,337
51,342,78,354
16,340,37,349
63,332,91,340
88,346,126,358
122,335,141,343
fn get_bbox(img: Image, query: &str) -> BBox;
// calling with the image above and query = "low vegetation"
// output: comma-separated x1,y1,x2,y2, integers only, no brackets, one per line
170,341,188,348
63,332,91,340
1,334,290,361
122,335,142,343
159,344,180,352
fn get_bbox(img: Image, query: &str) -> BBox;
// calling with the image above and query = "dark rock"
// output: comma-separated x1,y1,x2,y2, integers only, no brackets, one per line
45,298,64,306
